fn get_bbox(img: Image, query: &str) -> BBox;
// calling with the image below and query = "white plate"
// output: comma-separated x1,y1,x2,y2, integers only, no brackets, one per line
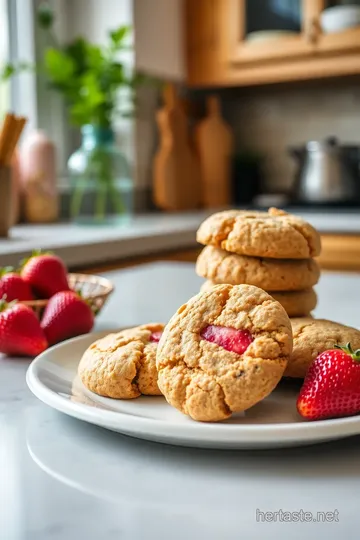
26,331,360,450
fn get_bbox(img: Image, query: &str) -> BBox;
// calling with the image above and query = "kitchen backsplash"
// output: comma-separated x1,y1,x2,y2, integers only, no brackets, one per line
221,81,360,192
136,80,360,198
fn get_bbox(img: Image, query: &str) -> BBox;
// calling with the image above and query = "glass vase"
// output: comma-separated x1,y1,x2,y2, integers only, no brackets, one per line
68,125,133,225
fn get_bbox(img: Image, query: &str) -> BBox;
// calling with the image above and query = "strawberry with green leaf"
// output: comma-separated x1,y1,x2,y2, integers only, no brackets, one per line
41,290,94,345
0,267,34,302
297,343,360,420
0,298,48,357
21,251,69,299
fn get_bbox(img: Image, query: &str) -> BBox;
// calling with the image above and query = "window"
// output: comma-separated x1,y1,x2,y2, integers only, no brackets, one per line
0,0,9,118
1,0,38,135
1,0,136,182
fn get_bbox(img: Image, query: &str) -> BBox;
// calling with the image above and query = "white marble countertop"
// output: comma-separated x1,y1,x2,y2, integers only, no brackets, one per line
1,262,360,539
1,209,360,268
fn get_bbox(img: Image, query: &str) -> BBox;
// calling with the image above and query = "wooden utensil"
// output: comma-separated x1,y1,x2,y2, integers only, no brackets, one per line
195,95,233,208
0,113,27,236
153,84,201,211
0,113,27,166
0,166,12,237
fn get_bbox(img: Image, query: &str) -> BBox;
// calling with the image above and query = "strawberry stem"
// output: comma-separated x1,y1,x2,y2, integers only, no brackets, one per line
335,342,360,361
0,296,7,312
19,249,53,270
0,296,16,312
0,266,15,277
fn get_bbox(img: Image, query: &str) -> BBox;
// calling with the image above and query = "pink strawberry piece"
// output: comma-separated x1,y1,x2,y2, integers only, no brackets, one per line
150,331,162,343
201,325,253,354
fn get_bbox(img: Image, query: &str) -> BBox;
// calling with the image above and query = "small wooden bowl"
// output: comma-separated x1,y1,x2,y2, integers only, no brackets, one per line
22,273,114,318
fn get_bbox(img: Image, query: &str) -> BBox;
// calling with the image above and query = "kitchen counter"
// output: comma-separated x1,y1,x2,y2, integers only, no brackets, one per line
1,209,360,268
1,262,360,540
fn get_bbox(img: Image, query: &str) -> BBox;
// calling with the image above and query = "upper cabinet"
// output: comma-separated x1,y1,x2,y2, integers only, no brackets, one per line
317,0,360,54
229,0,315,64
185,0,360,87
135,0,360,88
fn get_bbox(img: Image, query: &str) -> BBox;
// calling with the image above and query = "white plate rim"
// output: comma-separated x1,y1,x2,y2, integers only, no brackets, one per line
26,332,360,448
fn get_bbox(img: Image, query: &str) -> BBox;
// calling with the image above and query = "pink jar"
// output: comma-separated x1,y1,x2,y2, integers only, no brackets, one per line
20,130,59,223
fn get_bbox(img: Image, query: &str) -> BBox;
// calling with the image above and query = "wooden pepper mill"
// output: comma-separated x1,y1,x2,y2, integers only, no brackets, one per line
153,84,201,211
195,95,233,208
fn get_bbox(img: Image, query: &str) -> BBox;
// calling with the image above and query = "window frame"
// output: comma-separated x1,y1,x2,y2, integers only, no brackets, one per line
7,0,38,133
6,0,136,186
7,0,68,178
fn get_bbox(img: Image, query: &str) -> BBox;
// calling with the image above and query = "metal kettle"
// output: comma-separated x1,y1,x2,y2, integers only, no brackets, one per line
289,138,359,204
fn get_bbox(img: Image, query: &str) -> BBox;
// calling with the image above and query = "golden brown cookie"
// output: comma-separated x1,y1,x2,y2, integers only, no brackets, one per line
196,245,320,290
156,284,292,422
285,318,360,378
268,289,317,317
200,281,317,317
78,324,164,399
196,207,321,259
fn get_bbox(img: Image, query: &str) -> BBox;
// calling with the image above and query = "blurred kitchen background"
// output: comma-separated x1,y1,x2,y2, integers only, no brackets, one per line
1,0,360,273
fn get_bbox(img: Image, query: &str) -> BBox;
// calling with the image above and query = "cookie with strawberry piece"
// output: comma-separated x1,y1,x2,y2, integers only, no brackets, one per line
297,343,360,420
78,324,164,399
285,318,360,378
156,284,292,422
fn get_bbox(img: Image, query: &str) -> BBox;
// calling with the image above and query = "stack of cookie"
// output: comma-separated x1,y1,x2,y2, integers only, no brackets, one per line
196,208,322,318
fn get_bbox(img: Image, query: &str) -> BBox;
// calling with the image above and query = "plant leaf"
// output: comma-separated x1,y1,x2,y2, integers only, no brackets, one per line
1,63,16,80
37,2,55,30
87,45,104,70
109,26,131,47
45,48,75,83
64,38,88,75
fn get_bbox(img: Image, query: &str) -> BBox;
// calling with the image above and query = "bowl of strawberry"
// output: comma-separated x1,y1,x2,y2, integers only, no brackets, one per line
0,252,114,357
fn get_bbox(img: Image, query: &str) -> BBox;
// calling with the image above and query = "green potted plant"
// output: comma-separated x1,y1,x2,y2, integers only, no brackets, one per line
2,2,147,225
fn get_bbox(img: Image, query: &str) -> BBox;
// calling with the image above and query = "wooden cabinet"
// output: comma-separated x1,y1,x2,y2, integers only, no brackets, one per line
228,0,316,64
185,0,360,87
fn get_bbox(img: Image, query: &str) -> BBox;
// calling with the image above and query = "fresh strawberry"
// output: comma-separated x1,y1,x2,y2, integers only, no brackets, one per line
0,268,34,301
41,291,94,345
297,342,360,420
0,299,48,356
21,252,69,298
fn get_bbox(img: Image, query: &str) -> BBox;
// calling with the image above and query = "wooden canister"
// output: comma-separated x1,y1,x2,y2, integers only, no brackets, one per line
0,166,12,237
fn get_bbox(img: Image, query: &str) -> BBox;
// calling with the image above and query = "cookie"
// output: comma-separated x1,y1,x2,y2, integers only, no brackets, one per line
285,318,360,378
196,207,321,259
269,289,317,317
156,284,292,422
196,246,320,290
78,324,164,399
200,281,317,317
